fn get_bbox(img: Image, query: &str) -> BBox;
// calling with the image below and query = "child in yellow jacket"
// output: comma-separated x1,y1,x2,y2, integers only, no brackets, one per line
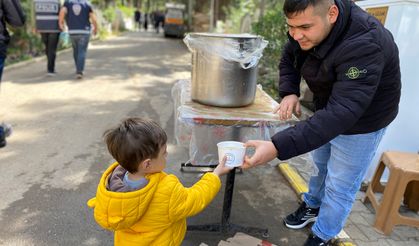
87,117,231,246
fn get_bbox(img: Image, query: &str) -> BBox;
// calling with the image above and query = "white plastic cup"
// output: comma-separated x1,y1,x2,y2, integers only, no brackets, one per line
217,141,246,168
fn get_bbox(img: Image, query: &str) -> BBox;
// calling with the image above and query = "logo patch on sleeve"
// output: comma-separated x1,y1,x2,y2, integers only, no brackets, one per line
345,67,367,79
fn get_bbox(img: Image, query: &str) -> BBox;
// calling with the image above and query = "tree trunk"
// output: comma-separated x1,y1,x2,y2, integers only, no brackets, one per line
260,0,266,20
217,0,231,21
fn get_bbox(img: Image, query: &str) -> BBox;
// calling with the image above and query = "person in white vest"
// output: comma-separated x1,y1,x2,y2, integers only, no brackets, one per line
34,0,61,76
59,0,97,79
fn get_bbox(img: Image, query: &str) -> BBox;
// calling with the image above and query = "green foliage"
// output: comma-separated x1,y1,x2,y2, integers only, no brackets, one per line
102,6,117,23
5,0,48,64
223,0,255,33
4,0,102,65
90,0,101,6
6,29,42,65
221,1,288,100
252,6,288,100
98,26,111,40
117,4,135,18
6,0,44,64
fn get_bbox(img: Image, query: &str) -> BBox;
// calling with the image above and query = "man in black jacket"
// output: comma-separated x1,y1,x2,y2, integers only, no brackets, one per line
0,0,25,148
242,0,401,245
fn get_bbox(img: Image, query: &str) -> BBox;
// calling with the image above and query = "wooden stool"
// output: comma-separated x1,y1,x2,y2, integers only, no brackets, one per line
404,181,419,211
363,151,419,235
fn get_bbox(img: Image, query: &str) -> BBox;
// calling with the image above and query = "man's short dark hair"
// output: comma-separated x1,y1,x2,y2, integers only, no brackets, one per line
104,118,167,173
283,0,335,18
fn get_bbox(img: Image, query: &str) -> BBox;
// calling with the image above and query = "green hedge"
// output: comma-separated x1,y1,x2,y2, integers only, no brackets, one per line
5,1,121,65
252,6,288,101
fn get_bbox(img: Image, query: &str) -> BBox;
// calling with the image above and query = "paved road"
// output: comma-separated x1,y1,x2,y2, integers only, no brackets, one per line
0,31,306,246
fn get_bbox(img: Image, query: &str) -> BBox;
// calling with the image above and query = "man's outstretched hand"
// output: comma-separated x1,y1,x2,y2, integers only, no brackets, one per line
242,140,278,169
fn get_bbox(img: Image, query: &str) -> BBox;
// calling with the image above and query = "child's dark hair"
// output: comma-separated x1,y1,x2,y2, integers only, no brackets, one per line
104,118,167,173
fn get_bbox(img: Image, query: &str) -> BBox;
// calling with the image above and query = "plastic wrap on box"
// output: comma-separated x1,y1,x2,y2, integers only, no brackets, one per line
172,79,298,166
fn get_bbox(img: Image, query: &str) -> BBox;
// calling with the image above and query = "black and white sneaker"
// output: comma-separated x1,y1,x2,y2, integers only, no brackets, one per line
284,201,319,229
0,123,12,148
76,72,83,79
0,126,5,148
303,233,330,246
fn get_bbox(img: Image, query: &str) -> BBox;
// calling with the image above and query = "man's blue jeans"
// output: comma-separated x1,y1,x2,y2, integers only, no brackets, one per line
303,128,386,241
70,34,90,74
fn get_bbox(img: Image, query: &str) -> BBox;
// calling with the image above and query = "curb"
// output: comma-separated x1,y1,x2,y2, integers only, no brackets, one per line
278,163,308,196
3,37,105,73
4,47,72,73
278,163,356,246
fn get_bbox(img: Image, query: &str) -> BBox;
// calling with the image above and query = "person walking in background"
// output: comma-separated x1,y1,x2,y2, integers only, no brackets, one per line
134,8,141,31
143,12,148,31
34,0,61,76
153,10,164,33
59,0,97,79
0,0,25,148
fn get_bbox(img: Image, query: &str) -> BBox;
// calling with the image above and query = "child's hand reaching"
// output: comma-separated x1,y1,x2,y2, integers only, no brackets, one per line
213,156,233,176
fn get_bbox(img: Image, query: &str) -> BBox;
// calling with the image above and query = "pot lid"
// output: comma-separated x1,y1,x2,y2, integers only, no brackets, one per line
189,32,260,39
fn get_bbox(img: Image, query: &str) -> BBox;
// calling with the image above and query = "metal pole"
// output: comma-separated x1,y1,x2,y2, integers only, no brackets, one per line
215,0,218,29
221,168,235,232
188,0,193,31
221,125,240,232
210,0,214,31
260,0,266,21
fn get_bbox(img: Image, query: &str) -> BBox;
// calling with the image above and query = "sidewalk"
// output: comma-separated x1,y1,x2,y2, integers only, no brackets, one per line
283,151,419,246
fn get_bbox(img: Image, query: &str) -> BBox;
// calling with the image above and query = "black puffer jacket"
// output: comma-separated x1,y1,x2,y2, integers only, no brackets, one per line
272,0,401,160
0,0,25,56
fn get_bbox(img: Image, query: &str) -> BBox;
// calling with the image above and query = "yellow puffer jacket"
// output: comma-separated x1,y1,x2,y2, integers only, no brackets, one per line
87,162,221,246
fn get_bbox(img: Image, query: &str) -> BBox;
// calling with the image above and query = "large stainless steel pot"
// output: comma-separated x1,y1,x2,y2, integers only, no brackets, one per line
186,33,267,107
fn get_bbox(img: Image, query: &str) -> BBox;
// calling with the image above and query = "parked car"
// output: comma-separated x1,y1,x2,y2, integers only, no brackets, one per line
164,3,186,38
